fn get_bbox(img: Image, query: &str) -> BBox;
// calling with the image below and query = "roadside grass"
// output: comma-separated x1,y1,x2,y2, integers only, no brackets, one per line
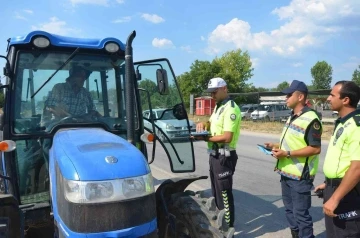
188,115,334,140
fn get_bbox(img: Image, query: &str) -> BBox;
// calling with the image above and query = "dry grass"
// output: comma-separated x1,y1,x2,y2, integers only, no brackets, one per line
189,115,334,140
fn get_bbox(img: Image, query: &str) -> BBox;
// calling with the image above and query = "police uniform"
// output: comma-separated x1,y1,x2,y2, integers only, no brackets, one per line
276,107,322,238
323,109,360,238
208,97,241,227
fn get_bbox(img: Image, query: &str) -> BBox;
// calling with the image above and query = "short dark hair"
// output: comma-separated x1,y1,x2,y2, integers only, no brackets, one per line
295,91,308,102
334,81,360,108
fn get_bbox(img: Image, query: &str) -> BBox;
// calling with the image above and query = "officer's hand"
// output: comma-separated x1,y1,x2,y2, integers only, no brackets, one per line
264,142,274,148
323,197,339,218
196,122,206,132
314,183,325,192
271,149,287,159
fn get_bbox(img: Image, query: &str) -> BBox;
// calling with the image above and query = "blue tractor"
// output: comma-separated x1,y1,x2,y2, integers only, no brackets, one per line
0,31,234,237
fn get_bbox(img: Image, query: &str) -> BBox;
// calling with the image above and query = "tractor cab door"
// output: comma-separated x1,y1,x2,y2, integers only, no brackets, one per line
135,59,196,172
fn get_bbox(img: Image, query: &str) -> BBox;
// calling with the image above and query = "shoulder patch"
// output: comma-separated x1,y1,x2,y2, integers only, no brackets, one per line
230,113,236,121
313,121,321,130
354,115,360,126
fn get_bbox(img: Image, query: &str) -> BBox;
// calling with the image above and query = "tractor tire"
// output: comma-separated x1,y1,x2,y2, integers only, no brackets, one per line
158,190,234,238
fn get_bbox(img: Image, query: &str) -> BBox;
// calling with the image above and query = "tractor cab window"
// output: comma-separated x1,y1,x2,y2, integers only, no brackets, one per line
13,51,128,134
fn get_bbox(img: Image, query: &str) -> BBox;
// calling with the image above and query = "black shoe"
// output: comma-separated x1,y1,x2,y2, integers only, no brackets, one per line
291,229,299,238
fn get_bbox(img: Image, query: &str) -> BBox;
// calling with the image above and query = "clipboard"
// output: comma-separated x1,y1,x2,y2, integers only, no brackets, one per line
257,144,273,155
191,131,209,137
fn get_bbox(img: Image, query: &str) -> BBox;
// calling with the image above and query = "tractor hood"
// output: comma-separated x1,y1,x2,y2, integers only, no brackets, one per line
51,128,150,181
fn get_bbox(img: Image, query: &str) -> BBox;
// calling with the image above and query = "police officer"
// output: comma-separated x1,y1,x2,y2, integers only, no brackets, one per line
194,77,241,230
265,80,322,238
314,81,360,238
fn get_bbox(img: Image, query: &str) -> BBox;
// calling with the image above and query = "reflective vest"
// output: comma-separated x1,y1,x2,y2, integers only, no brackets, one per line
275,110,320,180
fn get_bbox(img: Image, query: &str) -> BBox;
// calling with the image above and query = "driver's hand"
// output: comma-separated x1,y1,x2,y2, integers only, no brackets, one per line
46,106,70,118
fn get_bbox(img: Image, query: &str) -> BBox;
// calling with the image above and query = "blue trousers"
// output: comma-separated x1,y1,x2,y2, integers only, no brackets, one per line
281,176,314,238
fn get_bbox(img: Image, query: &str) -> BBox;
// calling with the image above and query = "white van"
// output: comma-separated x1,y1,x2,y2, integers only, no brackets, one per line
251,102,291,122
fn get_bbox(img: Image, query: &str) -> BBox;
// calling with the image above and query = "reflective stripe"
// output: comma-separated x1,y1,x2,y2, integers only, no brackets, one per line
207,148,235,155
275,168,315,180
222,191,231,225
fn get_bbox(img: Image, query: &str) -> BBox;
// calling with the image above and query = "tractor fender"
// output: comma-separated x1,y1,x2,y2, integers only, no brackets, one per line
155,175,207,200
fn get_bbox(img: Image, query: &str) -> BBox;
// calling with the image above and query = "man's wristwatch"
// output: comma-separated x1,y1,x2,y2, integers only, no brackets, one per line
286,151,291,158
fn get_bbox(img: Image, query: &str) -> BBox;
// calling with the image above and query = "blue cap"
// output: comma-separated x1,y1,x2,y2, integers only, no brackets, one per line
281,80,308,94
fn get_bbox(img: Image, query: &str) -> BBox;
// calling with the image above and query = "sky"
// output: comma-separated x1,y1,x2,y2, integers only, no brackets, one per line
0,0,360,88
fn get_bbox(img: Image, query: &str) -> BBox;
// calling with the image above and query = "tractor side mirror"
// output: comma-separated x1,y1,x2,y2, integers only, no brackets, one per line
173,103,187,120
156,69,169,95
136,69,142,81
0,55,10,77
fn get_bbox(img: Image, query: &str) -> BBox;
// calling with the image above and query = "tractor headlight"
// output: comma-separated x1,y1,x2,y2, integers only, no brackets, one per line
64,173,154,204
104,42,119,53
32,36,50,48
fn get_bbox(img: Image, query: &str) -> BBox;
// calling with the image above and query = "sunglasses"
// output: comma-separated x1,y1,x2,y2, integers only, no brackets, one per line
211,87,224,94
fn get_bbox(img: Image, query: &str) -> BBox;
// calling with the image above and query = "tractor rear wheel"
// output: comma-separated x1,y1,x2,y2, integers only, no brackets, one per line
158,190,234,238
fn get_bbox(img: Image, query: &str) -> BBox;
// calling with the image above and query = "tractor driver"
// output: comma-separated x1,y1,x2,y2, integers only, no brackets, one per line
42,65,101,123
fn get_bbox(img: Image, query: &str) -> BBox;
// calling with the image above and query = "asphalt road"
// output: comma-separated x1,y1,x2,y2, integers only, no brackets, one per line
149,131,329,238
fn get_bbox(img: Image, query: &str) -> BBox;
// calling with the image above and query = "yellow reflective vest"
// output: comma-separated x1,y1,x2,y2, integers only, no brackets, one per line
275,110,321,180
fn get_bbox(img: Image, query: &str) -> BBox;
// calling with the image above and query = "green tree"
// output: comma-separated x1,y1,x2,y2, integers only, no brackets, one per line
213,49,254,94
276,81,289,91
310,61,333,89
177,60,221,107
177,49,254,107
351,65,360,86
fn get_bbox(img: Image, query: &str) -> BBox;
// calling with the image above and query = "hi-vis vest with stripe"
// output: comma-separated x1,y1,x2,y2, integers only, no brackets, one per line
275,110,320,180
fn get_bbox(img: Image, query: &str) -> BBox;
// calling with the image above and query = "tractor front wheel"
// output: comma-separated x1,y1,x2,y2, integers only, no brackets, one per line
158,191,234,238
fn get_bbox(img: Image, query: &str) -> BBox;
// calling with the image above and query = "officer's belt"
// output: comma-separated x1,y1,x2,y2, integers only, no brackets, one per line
207,148,236,155
325,178,342,187
326,177,360,192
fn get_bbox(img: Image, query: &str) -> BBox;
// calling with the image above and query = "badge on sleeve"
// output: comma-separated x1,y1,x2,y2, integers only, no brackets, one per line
230,114,236,121
313,122,320,130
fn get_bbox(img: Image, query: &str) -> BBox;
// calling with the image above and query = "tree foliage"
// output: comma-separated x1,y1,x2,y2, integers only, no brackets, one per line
352,65,360,86
177,49,254,107
276,81,289,91
138,79,179,111
310,61,332,89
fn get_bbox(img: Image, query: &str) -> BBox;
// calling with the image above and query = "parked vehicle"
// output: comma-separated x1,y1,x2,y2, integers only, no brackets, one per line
143,109,196,140
251,102,291,121
240,104,258,120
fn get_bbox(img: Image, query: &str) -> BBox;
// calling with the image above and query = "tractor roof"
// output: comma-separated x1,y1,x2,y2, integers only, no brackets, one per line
9,30,125,51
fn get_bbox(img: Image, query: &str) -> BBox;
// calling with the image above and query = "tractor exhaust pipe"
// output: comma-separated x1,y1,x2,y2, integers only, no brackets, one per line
125,30,136,145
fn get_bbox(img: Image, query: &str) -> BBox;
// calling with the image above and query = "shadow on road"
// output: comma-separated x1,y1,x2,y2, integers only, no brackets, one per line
230,189,326,238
